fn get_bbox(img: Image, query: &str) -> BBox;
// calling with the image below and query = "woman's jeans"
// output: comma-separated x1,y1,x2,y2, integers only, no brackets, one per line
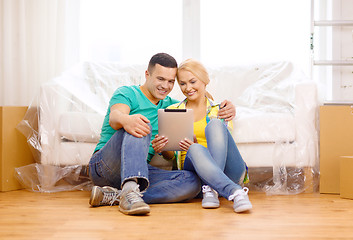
184,119,246,199
89,126,200,204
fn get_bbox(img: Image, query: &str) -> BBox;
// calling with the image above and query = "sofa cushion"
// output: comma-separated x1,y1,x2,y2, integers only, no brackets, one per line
58,112,104,143
59,142,96,165
237,142,296,167
233,111,295,143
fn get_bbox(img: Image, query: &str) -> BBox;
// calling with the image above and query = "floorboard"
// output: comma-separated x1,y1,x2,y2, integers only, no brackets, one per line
1,190,353,240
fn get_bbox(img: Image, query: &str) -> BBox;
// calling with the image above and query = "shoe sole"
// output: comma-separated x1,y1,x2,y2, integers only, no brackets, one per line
202,202,220,209
234,204,252,213
119,205,150,215
89,186,100,207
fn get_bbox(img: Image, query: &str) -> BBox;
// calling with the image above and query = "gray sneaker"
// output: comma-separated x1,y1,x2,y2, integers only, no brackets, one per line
202,185,220,209
119,185,150,215
228,187,252,213
89,186,121,207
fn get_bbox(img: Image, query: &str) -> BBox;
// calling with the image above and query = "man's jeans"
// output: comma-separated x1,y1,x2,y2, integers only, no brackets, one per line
184,119,246,199
89,126,200,204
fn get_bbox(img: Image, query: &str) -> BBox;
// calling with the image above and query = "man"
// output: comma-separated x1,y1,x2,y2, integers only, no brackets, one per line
88,53,235,215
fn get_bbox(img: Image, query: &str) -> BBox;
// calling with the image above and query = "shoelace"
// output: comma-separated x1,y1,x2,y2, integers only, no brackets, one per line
125,185,144,204
202,185,217,198
102,188,121,206
228,187,249,201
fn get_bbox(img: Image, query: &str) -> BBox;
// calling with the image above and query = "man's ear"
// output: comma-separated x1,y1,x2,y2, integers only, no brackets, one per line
145,70,150,79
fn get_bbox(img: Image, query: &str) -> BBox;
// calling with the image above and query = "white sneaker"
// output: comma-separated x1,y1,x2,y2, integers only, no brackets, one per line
202,185,220,209
228,187,252,213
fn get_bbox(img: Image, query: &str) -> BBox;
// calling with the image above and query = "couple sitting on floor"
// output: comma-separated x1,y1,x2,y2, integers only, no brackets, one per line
88,53,252,216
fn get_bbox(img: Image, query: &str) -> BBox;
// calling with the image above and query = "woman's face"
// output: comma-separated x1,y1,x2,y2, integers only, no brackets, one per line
177,70,206,101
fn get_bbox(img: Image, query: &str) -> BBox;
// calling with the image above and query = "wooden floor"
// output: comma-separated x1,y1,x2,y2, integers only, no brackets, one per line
1,190,353,240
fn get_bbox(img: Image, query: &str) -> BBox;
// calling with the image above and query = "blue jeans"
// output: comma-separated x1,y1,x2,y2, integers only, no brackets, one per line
184,119,246,199
89,126,200,204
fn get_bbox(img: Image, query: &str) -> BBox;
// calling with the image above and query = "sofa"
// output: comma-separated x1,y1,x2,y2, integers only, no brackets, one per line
34,61,319,194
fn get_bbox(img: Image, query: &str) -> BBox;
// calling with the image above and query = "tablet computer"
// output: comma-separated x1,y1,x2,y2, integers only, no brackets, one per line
158,109,194,151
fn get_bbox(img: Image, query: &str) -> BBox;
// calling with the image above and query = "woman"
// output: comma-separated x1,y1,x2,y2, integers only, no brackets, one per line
152,59,252,213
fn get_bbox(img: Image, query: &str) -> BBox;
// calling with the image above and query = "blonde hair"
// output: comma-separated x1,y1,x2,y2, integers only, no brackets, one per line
177,59,214,100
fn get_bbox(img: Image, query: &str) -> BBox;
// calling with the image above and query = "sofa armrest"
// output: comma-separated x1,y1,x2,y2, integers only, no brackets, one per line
294,82,319,168
39,82,73,165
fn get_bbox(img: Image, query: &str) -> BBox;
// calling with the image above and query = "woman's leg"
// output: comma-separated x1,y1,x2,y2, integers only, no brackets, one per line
184,144,238,199
184,119,246,199
206,119,246,186
89,128,150,192
203,119,252,212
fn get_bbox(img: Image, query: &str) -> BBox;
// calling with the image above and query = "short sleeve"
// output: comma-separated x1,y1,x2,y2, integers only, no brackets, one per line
109,86,137,110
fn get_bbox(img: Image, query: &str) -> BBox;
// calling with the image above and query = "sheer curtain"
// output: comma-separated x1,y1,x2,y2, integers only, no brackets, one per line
0,0,72,106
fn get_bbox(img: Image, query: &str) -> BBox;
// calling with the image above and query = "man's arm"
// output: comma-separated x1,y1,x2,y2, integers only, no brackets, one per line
109,103,151,138
218,100,236,121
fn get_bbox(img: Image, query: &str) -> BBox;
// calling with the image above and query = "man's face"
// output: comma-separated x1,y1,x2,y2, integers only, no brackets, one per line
145,64,177,103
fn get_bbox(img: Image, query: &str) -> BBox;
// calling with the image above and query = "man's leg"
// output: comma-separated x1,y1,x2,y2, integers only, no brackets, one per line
89,128,151,215
142,165,201,204
118,130,151,215
89,129,148,188
89,129,124,188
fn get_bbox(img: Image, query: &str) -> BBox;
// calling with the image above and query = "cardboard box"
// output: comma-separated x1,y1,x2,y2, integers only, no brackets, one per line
320,105,353,194
340,156,353,199
0,106,35,191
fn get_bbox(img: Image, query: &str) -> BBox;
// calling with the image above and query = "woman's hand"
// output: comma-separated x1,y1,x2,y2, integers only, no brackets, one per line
179,136,196,152
151,134,168,153
152,134,175,160
218,100,236,121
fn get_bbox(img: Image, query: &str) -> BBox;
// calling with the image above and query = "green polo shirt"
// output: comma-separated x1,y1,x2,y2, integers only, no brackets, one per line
94,85,178,162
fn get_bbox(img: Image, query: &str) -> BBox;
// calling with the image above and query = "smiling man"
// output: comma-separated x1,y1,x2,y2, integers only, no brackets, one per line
88,53,235,216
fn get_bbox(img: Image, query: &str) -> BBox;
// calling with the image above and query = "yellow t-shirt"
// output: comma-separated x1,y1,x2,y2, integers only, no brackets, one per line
180,116,208,167
167,97,233,170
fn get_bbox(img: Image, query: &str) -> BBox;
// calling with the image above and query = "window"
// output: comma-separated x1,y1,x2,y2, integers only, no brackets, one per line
312,0,353,101
200,0,311,75
79,0,182,64
79,0,312,76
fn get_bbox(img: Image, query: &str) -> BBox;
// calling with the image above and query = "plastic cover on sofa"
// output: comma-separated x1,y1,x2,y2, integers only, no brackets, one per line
15,61,320,194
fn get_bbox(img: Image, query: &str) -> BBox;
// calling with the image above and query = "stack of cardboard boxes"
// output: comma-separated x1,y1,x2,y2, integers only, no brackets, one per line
0,107,35,191
320,105,353,199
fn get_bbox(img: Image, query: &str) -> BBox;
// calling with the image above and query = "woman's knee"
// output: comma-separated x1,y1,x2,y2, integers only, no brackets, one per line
189,143,204,152
187,144,206,160
205,118,225,134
